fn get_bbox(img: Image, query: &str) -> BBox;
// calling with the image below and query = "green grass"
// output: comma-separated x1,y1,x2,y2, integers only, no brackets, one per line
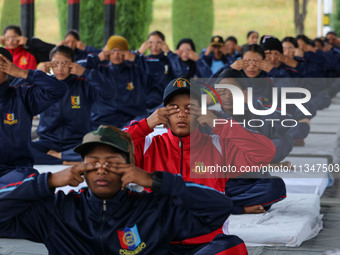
151,0,318,48
0,0,318,49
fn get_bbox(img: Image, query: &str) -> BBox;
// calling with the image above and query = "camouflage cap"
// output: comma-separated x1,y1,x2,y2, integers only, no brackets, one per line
74,125,135,164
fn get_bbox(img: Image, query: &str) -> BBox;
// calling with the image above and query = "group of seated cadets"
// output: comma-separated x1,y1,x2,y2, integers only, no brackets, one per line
0,45,277,254
2,25,340,254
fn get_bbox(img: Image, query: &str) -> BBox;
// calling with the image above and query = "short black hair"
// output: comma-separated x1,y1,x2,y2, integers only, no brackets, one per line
313,37,325,47
64,29,80,41
326,31,337,37
225,36,238,45
148,31,165,41
49,45,75,62
296,34,311,45
3,25,22,36
241,44,265,59
282,36,298,48
176,38,196,52
247,30,258,39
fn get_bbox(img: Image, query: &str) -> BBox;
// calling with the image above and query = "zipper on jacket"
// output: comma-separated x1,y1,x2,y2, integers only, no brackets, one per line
179,137,183,176
100,200,107,253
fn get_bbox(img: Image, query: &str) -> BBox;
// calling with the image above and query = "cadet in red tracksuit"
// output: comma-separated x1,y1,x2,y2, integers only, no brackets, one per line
125,77,286,250
1,25,37,70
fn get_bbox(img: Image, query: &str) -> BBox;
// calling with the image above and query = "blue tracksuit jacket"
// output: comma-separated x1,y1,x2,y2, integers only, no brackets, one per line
0,70,67,173
145,52,176,110
167,51,212,78
201,101,309,163
82,53,149,129
74,46,101,61
33,74,95,163
0,171,232,255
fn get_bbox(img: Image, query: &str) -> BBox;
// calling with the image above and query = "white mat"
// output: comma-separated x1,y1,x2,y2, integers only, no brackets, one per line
228,194,323,247
289,133,339,163
0,239,47,255
273,156,331,196
310,124,340,134
34,165,87,194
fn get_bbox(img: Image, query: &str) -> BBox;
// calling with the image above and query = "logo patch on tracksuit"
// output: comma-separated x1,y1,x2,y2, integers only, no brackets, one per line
127,82,134,91
4,113,18,125
19,56,28,66
117,224,146,254
71,96,81,109
192,162,206,175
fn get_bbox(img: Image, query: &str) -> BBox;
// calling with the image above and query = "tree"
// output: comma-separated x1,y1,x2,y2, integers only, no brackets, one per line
56,0,153,50
56,0,68,40
116,0,153,50
0,0,20,34
294,0,309,35
79,1,104,49
332,0,340,35
172,0,214,54
56,0,104,49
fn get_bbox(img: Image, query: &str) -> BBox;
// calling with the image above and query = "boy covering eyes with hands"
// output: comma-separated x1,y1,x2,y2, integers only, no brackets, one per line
0,125,247,255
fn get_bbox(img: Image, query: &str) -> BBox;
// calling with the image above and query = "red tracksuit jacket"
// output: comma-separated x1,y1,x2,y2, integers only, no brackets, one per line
126,118,275,246
6,46,37,70
126,118,276,193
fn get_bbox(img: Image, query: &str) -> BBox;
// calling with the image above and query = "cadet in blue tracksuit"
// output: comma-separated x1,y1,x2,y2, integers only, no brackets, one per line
81,35,149,129
0,125,248,255
200,69,287,213
320,41,340,96
0,47,67,187
31,46,96,165
295,35,331,110
313,37,340,79
224,36,241,64
282,36,323,78
207,69,310,162
279,35,331,111
225,43,318,121
62,29,101,61
167,38,212,78
137,31,176,111
200,35,230,75
24,30,101,64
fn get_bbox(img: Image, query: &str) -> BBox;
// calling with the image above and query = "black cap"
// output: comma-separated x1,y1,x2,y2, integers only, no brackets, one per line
210,36,224,47
0,47,13,62
163,77,201,105
260,36,283,54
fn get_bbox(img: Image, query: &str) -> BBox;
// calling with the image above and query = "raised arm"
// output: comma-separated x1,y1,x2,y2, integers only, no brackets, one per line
107,163,232,241
0,54,67,115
